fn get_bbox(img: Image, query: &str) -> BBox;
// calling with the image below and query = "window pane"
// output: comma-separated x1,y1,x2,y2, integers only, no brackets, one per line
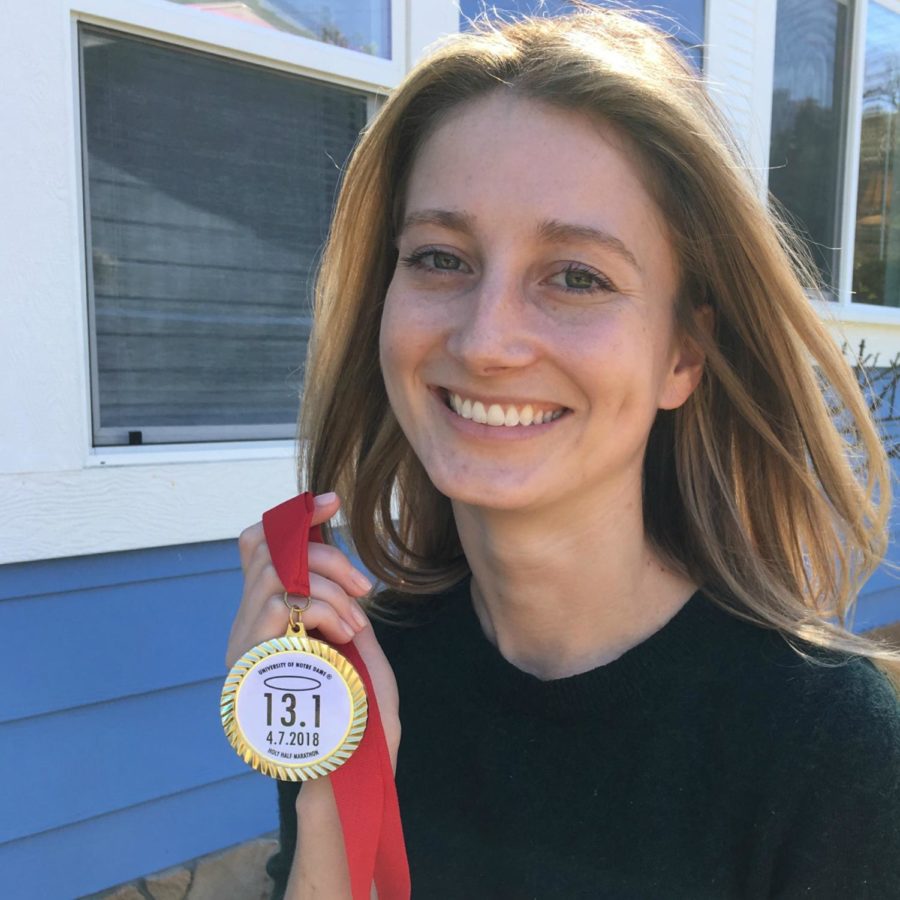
459,1,706,71
851,2,900,306
769,0,851,294
167,0,391,58
80,26,368,445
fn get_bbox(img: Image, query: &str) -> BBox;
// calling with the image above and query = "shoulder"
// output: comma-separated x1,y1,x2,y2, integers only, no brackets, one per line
748,645,900,893
694,589,900,766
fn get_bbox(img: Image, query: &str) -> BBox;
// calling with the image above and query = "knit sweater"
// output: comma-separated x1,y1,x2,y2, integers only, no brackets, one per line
268,580,900,899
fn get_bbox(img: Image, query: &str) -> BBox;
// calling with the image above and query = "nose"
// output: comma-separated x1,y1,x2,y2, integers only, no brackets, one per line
445,269,539,374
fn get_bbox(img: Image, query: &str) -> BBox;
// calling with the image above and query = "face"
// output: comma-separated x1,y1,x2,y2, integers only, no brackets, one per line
379,92,704,515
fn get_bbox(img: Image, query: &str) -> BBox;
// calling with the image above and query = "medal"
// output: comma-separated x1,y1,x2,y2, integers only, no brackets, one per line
220,494,368,781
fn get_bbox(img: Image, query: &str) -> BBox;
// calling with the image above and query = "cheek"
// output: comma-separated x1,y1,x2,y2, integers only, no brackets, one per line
378,292,399,377
379,284,412,359
379,288,430,409
380,287,445,367
571,315,671,414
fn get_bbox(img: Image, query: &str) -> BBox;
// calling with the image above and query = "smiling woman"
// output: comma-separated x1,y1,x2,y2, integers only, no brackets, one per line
223,6,900,899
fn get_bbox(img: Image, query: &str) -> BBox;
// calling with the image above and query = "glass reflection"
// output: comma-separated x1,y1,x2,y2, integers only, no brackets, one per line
769,0,851,295
169,0,391,59
459,1,705,71
852,2,900,306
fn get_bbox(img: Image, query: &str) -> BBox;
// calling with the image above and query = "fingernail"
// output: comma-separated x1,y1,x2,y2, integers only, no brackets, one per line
315,492,337,506
341,620,356,639
350,603,368,631
352,571,373,593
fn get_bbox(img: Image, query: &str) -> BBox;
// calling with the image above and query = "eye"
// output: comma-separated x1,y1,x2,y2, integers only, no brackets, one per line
400,248,468,273
547,263,616,295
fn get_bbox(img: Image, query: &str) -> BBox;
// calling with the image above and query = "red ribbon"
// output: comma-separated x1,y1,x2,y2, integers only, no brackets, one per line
262,494,411,900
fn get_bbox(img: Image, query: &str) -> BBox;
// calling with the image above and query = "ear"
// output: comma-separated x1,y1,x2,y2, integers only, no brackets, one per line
658,303,713,411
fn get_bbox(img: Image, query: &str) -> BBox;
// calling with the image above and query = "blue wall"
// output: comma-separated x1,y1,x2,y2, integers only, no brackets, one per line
3,524,899,898
0,541,277,899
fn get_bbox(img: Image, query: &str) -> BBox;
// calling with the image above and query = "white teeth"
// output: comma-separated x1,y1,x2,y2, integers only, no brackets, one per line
447,392,564,428
486,404,505,426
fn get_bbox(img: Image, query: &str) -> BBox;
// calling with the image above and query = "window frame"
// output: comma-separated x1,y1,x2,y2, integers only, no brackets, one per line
77,20,377,448
835,0,900,316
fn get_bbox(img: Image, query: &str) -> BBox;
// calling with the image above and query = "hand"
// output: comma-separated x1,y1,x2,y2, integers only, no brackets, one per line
226,491,400,763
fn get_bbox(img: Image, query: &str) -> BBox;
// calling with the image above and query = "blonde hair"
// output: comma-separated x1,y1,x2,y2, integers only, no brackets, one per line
298,6,900,679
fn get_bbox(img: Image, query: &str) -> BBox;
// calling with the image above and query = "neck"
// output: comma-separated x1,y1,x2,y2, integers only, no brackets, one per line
453,480,697,680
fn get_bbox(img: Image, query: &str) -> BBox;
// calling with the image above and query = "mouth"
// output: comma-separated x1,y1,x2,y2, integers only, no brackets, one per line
437,388,570,427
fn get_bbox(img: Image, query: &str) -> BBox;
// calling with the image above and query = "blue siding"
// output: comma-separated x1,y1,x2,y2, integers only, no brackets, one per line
0,776,274,900
855,555,900,630
0,541,277,900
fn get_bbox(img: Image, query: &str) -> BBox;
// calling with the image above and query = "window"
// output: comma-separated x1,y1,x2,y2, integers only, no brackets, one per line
769,0,851,294
852,3,899,306
769,0,900,307
165,0,392,58
459,1,706,71
79,25,369,446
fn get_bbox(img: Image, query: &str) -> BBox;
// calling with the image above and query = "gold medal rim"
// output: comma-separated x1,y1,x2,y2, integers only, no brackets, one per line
221,635,368,782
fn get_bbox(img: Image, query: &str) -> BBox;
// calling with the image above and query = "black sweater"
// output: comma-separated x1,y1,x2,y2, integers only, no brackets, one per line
268,581,900,898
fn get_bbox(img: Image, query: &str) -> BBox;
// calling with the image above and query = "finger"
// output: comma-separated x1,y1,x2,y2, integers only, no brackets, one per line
309,542,373,598
243,560,286,611
245,540,280,596
231,593,356,667
237,521,265,571
272,593,357,645
308,572,369,632
309,491,341,528
229,559,284,650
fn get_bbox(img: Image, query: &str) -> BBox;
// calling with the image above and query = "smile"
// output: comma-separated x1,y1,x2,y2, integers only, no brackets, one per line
444,390,567,427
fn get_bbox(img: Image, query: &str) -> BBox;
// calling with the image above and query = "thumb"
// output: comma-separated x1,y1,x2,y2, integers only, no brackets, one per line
309,491,341,527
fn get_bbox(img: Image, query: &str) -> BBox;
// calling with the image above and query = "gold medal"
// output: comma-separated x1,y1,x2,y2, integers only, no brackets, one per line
221,594,368,781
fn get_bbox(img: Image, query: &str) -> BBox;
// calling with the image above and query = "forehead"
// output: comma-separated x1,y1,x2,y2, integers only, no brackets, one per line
401,93,673,264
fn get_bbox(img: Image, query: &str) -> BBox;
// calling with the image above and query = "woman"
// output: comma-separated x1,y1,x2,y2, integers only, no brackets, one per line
227,8,900,898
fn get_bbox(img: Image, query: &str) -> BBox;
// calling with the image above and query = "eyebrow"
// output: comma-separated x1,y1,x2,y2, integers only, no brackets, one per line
399,208,641,272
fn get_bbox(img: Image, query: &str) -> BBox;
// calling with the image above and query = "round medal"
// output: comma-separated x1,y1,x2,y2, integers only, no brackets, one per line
221,599,368,781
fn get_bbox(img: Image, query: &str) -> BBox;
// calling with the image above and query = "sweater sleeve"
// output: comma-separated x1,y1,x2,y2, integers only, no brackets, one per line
770,661,900,899
266,779,301,900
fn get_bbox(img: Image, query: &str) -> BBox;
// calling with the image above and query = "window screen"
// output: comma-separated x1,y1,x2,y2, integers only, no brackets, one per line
79,25,369,445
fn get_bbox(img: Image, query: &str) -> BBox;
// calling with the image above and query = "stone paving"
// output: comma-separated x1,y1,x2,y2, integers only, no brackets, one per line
84,834,277,900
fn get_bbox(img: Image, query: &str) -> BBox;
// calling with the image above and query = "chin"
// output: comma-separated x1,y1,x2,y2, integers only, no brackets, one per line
424,462,546,512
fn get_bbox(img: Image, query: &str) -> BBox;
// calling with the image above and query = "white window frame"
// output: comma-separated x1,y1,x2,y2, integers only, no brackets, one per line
0,0,459,564
831,0,900,322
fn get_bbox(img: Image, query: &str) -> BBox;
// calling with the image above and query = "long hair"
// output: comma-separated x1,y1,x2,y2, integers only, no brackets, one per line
298,6,900,677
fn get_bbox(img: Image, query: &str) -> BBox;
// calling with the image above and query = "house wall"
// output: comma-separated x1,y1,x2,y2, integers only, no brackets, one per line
0,541,270,899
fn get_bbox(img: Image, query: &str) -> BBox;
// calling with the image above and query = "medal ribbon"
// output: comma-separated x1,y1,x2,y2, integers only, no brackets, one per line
262,493,411,900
